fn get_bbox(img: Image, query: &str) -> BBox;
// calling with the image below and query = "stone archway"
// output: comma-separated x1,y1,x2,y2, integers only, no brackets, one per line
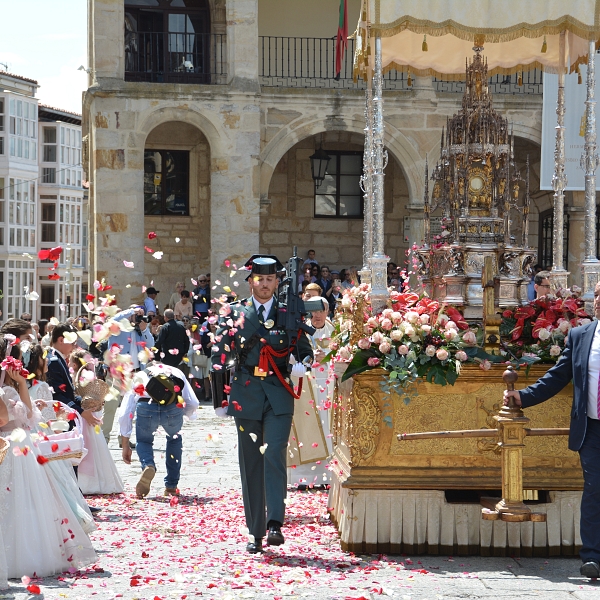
260,130,413,271
143,120,211,304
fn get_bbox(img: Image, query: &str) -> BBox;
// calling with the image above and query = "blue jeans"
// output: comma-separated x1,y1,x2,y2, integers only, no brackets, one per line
135,401,184,489
579,418,600,563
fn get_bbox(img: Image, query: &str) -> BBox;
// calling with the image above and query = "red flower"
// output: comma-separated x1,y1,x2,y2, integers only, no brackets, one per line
148,232,157,240
502,309,513,318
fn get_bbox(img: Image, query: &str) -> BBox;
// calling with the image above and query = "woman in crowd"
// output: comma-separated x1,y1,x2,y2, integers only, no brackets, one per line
341,266,359,289
168,282,184,311
174,290,193,320
27,344,96,534
0,335,96,578
69,349,124,495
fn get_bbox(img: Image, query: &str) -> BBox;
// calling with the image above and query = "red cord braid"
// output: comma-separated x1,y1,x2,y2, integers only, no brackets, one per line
257,330,304,399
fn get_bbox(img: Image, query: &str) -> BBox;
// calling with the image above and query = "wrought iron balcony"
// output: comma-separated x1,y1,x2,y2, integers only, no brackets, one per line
259,36,542,95
124,31,226,84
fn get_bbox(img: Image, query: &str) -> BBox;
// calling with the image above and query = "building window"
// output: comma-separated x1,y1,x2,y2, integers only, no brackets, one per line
144,149,189,215
314,151,363,218
6,260,35,319
43,127,57,162
538,208,569,269
42,168,56,184
41,203,56,242
40,284,56,320
0,98,4,132
8,98,36,162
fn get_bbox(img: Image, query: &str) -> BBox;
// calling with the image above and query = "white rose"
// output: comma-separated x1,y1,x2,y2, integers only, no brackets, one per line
421,324,432,334
558,320,571,334
341,296,352,308
405,311,419,324
425,345,436,357
419,314,430,324
379,342,392,354
391,311,403,324
404,325,415,338
358,337,371,350
390,330,403,342
338,346,352,360
537,328,551,341
446,321,457,330
367,317,379,328
380,318,393,331
549,345,561,357
398,344,409,355
372,331,384,344
436,348,449,361
382,308,393,318
456,350,468,362
462,331,477,345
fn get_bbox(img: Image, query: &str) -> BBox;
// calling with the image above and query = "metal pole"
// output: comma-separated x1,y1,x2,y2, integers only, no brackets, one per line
369,34,389,313
550,32,568,288
65,244,72,319
360,66,374,283
581,39,600,304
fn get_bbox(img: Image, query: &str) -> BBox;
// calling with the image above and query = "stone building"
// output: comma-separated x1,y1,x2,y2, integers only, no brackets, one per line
84,0,587,307
0,71,87,320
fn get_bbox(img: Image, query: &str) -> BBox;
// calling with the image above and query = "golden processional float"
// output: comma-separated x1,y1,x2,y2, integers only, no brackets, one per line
328,0,600,556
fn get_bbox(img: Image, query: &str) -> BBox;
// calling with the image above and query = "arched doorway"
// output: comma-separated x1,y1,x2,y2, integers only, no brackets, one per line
144,120,211,303
260,131,411,272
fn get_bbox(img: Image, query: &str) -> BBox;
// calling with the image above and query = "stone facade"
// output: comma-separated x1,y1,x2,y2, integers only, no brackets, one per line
85,0,563,306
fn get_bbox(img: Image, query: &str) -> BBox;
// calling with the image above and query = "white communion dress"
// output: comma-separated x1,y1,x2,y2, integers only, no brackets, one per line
0,385,97,578
29,382,96,534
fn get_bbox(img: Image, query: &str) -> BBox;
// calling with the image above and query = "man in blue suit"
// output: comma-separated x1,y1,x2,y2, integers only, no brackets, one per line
505,282,600,579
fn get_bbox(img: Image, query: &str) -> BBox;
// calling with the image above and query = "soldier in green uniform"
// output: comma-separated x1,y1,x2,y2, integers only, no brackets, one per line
211,255,313,553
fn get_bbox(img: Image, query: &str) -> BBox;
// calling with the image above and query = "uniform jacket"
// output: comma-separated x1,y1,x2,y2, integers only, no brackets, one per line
519,319,595,451
211,296,313,420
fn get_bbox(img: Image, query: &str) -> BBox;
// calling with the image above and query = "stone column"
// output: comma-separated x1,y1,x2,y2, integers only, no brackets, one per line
226,0,260,92
89,0,124,80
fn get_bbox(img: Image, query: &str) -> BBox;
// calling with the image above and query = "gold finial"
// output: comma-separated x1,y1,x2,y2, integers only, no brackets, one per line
422,35,428,52
541,36,547,53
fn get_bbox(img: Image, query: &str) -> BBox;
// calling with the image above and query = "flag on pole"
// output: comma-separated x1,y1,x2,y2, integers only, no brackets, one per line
335,0,348,80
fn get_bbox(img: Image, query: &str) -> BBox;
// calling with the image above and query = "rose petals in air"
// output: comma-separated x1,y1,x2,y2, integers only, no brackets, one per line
153,251,163,260
48,273,60,280
148,232,157,239
259,443,268,454
37,455,49,465
249,433,257,442
123,260,134,268
26,584,41,595
224,259,230,268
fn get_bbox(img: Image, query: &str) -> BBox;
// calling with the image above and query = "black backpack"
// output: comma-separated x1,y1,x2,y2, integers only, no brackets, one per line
145,372,186,406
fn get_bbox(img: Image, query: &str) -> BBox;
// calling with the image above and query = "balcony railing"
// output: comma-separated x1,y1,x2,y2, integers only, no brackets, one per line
259,36,542,95
125,31,226,84
259,36,408,90
434,69,543,95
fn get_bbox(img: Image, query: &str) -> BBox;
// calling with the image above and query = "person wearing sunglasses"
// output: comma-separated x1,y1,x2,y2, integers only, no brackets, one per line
192,275,211,322
533,270,552,299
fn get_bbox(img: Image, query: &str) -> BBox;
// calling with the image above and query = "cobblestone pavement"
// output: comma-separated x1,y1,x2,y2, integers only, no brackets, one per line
3,401,599,600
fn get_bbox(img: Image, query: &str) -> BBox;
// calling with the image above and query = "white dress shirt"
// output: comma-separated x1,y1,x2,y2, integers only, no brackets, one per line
586,320,600,420
118,363,199,437
252,295,274,319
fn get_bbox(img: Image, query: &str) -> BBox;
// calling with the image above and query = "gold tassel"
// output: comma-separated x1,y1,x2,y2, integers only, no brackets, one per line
407,69,412,86
422,35,428,52
577,65,582,84
517,71,522,86
541,36,547,53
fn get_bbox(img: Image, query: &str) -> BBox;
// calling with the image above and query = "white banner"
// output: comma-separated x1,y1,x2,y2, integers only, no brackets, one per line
541,58,600,191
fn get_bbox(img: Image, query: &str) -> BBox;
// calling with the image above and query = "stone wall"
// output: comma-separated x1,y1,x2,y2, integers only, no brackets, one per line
260,130,410,270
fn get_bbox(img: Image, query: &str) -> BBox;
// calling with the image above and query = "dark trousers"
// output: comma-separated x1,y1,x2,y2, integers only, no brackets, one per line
579,418,600,562
235,402,293,540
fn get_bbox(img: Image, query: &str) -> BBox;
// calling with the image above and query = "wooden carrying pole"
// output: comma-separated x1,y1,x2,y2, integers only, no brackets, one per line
397,366,569,522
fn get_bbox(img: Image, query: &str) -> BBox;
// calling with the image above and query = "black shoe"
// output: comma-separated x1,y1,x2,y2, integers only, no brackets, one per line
267,525,285,546
580,561,600,578
89,506,102,514
246,539,263,554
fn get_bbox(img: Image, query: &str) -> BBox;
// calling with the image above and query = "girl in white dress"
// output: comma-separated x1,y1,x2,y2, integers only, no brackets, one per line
27,344,96,534
69,350,124,495
0,336,97,578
